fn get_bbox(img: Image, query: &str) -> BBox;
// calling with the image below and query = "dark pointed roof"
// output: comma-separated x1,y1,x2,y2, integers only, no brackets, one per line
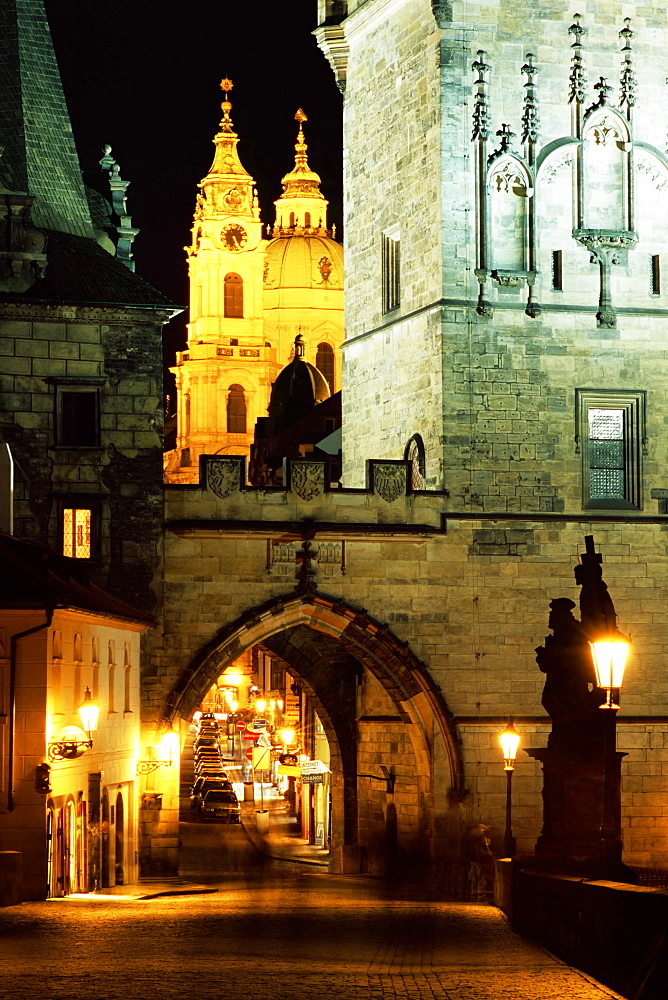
0,531,155,626
0,0,94,238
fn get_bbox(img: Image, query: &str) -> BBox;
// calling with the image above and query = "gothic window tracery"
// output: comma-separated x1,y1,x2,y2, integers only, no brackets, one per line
405,435,426,490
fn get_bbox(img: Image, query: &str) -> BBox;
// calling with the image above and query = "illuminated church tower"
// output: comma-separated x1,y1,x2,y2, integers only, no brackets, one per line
165,85,343,482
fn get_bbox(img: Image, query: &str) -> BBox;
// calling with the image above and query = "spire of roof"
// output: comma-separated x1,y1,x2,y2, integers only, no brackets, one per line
0,0,94,237
272,110,330,237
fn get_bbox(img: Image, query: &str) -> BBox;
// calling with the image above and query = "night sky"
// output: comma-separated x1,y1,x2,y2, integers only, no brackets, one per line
44,0,343,384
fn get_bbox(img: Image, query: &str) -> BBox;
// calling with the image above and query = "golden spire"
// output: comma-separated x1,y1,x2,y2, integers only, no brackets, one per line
272,108,329,237
219,78,235,134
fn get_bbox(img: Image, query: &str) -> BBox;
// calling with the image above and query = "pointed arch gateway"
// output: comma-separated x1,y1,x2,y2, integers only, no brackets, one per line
164,591,464,875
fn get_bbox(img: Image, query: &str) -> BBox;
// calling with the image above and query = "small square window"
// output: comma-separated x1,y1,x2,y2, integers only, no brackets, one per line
576,390,645,510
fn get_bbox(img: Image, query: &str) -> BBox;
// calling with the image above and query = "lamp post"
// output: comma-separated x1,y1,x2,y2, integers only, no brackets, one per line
589,636,629,710
500,718,520,858
48,687,100,761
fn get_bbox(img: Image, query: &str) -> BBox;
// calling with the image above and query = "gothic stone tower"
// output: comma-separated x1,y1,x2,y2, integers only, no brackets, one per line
165,89,343,481
314,1,668,866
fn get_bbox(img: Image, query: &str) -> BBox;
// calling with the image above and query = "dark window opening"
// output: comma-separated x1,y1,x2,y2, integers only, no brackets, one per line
227,384,247,434
224,273,243,318
382,232,400,313
552,250,563,291
316,343,335,393
58,391,100,447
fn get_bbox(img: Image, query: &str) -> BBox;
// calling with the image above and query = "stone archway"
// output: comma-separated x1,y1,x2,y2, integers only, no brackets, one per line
161,591,464,878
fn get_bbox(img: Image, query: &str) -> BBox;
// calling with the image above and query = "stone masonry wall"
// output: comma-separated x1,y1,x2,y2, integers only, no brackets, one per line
156,472,668,868
0,306,167,613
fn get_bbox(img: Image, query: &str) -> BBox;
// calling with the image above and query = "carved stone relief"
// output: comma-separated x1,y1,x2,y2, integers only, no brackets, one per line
290,462,325,501
207,458,242,499
373,464,407,503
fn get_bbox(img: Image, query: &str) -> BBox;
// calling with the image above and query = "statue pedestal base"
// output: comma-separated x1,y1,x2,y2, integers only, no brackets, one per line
526,728,631,881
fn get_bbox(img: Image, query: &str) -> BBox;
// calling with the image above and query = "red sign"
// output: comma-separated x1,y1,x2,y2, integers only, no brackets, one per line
242,731,260,741
236,722,246,731
245,749,254,761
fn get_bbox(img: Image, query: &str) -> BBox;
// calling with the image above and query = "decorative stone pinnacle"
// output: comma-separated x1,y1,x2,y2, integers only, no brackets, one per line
594,76,613,107
295,108,308,124
521,54,540,147
496,124,515,152
471,51,491,142
569,13,586,42
619,18,637,112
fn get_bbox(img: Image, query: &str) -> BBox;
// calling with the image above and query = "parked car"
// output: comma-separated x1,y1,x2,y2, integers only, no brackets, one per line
190,776,230,809
199,789,241,822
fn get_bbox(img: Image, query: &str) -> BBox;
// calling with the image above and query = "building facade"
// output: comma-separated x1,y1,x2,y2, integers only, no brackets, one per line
164,90,343,481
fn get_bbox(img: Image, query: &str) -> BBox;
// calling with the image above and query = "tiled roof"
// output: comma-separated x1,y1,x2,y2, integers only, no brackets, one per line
0,531,156,626
0,0,94,238
3,229,178,310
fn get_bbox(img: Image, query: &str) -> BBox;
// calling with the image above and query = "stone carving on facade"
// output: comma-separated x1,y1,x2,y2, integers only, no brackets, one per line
290,461,325,502
373,463,407,503
540,150,575,185
636,156,668,191
0,187,48,294
267,539,345,578
431,1,451,28
207,457,242,499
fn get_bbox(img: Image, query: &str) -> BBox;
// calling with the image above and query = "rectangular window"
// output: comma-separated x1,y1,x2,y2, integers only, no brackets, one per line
382,229,400,313
650,255,661,296
48,377,105,448
62,507,92,558
551,250,563,291
576,390,644,510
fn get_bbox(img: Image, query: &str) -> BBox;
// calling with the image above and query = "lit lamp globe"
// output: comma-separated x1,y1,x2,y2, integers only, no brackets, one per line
499,718,520,770
255,699,267,714
160,728,179,765
589,636,630,709
280,728,296,748
78,687,99,742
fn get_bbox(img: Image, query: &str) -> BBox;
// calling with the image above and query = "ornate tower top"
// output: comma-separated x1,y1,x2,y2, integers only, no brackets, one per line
189,78,260,244
273,110,331,236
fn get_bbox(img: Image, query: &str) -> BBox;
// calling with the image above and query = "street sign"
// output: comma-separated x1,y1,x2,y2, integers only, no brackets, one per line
242,731,261,741
256,733,272,749
302,773,324,784
301,758,330,775
244,749,254,761
278,764,301,777
252,746,272,770
251,719,267,731
236,721,246,731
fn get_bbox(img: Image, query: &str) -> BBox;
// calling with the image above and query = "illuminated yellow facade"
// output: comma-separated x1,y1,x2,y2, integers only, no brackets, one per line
165,85,343,482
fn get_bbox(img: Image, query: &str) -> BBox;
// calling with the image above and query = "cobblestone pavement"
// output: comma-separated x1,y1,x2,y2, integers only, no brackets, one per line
1,820,625,1000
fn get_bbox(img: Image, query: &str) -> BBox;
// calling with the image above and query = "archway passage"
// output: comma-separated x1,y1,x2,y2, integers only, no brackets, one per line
163,592,463,880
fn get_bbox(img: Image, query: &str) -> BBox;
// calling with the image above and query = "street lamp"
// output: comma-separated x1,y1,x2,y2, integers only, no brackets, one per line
48,687,99,761
137,727,179,775
590,636,630,709
500,718,520,858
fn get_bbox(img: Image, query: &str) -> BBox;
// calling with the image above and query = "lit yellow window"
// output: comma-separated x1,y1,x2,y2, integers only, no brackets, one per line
62,508,92,559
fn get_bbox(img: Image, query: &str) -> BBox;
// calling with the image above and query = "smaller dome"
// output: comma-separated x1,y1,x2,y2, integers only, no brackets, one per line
268,334,330,434
264,234,343,290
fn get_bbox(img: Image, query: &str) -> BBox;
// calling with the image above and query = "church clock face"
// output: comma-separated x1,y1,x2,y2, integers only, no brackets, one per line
221,223,247,251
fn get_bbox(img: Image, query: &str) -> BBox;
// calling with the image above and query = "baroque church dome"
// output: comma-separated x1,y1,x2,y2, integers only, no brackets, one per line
269,334,330,434
264,233,343,290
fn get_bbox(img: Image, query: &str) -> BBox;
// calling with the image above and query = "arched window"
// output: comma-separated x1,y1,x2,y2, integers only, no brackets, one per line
290,212,295,228
304,212,311,227
227,384,247,434
316,342,335,393
405,434,426,490
224,273,243,318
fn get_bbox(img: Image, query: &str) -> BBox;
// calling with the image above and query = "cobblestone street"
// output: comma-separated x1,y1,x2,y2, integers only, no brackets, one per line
1,816,625,1000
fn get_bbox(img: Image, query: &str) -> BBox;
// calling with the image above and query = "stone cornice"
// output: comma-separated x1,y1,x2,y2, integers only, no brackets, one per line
0,300,179,325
